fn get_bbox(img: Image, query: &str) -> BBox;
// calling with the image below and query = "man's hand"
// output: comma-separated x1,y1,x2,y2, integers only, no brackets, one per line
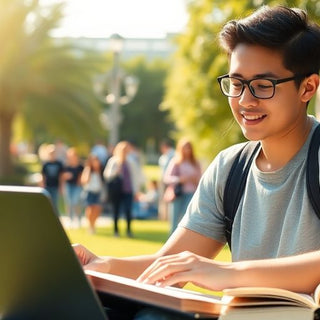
72,243,111,273
73,244,97,266
137,251,233,291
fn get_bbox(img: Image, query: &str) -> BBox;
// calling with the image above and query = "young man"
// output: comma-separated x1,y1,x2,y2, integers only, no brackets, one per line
74,5,320,315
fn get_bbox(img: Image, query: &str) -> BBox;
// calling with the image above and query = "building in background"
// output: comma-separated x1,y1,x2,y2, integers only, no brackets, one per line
56,33,177,60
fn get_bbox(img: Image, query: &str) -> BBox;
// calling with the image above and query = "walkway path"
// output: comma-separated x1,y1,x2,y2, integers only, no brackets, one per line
59,215,112,230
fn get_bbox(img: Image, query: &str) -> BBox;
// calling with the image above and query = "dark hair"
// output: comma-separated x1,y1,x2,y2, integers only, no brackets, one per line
160,139,174,148
219,6,320,76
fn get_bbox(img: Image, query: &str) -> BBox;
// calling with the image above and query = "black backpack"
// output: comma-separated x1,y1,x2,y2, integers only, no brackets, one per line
223,124,320,249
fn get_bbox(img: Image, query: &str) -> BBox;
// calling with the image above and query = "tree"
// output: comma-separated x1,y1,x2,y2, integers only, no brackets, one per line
163,0,320,162
0,0,104,179
120,56,174,153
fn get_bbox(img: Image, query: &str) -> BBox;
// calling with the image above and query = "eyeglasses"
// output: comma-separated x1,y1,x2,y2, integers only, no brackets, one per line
217,74,306,99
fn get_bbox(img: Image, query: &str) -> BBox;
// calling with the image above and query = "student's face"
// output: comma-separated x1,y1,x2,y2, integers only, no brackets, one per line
228,44,307,142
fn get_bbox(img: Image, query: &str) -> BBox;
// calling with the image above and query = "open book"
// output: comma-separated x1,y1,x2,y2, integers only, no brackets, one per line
224,285,320,310
221,286,320,320
85,270,320,318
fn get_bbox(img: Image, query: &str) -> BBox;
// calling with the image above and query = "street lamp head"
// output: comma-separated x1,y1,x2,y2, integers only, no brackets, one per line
110,33,124,53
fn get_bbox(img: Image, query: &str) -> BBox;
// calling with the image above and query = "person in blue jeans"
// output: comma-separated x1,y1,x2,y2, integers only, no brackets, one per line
135,179,159,219
62,147,84,227
164,138,202,235
81,154,105,234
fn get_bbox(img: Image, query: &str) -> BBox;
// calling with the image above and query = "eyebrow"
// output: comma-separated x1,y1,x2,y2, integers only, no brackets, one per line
229,72,278,79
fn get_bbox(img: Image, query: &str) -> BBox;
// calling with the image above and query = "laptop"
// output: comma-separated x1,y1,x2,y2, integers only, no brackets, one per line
0,185,107,320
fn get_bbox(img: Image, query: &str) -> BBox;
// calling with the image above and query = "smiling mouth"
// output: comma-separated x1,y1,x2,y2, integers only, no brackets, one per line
241,113,266,121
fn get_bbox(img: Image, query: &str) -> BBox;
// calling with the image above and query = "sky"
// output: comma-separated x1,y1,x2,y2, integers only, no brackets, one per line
42,0,189,38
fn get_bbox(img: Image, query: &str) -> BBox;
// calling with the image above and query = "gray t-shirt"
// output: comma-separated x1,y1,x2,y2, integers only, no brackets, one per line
180,117,320,261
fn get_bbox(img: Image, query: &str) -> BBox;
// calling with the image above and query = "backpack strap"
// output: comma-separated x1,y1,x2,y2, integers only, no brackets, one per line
306,124,320,219
223,141,261,249
223,123,320,251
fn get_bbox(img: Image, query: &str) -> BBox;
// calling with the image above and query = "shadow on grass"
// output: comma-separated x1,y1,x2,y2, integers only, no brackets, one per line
94,218,170,244
95,227,169,244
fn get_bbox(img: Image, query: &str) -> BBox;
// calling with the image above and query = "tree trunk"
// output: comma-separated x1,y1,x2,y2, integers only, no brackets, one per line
0,111,14,178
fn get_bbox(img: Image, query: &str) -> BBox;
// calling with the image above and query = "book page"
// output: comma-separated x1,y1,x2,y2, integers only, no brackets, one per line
85,270,225,304
314,283,320,305
223,287,316,310
219,306,314,320
85,270,229,316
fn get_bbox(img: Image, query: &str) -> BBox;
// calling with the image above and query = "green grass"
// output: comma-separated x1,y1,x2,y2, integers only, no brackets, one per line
66,218,231,295
143,165,161,182
66,219,170,256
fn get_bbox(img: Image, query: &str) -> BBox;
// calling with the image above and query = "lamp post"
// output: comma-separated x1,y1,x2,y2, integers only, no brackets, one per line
93,34,139,147
109,34,123,146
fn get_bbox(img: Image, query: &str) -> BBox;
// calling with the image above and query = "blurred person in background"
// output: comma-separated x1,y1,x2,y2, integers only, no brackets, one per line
135,179,159,219
127,140,146,221
81,154,105,234
40,144,64,214
91,139,109,172
164,138,202,234
104,141,143,237
54,139,68,165
158,139,175,221
159,139,175,175
62,147,84,228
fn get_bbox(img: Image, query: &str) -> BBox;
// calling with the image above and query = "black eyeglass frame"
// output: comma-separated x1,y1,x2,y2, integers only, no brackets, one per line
217,74,307,99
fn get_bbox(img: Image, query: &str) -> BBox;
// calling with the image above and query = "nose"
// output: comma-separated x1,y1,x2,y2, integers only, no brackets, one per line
238,85,258,107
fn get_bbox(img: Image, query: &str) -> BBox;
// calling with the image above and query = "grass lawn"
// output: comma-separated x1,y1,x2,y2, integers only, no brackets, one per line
66,219,171,256
66,217,231,295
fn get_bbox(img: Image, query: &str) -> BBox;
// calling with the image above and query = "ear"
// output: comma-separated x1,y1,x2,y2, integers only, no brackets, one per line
300,74,319,103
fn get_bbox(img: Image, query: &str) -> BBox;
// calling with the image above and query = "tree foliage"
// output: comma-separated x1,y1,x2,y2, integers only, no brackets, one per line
163,0,320,162
0,0,104,178
120,56,174,152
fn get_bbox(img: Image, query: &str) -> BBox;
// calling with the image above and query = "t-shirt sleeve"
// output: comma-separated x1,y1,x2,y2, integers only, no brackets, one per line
179,143,246,244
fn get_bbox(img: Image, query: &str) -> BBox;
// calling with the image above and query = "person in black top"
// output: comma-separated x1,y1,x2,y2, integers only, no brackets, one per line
41,144,64,214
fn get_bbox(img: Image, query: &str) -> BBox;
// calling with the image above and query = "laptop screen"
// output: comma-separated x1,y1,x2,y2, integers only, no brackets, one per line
0,186,107,319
